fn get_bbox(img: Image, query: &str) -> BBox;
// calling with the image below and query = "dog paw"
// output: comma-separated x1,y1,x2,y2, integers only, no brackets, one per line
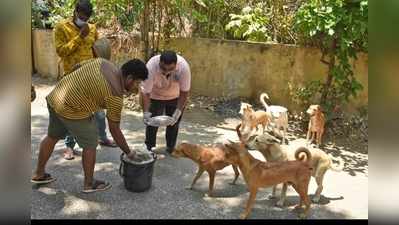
276,200,285,207
294,204,303,210
312,196,320,203
205,192,214,197
298,213,307,219
239,213,248,220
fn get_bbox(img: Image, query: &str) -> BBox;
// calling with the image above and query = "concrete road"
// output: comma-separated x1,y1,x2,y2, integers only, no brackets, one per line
31,77,368,219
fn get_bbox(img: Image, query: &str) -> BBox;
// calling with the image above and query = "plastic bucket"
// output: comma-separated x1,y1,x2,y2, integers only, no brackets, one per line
119,153,157,192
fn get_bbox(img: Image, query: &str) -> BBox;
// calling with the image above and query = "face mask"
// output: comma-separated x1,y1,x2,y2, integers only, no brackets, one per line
75,17,87,28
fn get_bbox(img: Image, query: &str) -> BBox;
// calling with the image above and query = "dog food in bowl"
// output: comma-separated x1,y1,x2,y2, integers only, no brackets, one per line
147,115,174,127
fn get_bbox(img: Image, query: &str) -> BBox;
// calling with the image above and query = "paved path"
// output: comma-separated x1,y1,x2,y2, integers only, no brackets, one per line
31,78,368,219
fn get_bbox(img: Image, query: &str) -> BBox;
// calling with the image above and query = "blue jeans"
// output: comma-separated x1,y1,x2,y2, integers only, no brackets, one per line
65,110,108,149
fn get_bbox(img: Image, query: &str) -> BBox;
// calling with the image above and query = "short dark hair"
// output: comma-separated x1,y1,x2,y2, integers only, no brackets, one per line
121,59,148,81
160,50,177,65
75,0,93,17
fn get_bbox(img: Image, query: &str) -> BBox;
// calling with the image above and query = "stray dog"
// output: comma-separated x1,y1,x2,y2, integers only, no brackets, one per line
306,105,325,146
224,139,312,219
244,130,344,204
241,105,269,136
171,143,240,197
260,93,288,144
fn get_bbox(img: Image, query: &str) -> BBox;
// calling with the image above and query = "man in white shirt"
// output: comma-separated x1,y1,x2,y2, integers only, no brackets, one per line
140,51,191,155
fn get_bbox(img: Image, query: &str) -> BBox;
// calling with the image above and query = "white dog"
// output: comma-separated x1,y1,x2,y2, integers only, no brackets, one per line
260,93,288,144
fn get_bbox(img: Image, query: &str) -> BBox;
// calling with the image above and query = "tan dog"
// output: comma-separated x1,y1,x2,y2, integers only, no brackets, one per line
260,93,289,144
306,105,325,146
224,140,312,219
171,143,240,197
245,130,344,205
241,105,270,136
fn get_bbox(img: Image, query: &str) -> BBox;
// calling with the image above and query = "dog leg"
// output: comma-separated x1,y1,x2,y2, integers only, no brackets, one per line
240,188,258,219
268,185,277,199
306,129,311,143
282,125,287,144
207,171,216,197
276,183,288,207
230,165,240,185
318,129,324,147
293,180,311,219
310,132,316,145
188,167,205,190
313,169,327,203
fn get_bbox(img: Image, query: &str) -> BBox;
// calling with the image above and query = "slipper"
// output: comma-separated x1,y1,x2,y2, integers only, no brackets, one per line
63,149,75,160
82,180,112,194
99,139,117,148
31,173,56,184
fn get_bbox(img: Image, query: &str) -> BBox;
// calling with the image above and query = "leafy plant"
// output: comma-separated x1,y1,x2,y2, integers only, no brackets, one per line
31,1,54,29
294,0,368,115
225,3,270,42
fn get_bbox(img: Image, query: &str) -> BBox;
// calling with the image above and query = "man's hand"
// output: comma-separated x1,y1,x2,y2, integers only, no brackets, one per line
127,151,136,160
170,109,182,126
79,23,90,38
143,112,152,125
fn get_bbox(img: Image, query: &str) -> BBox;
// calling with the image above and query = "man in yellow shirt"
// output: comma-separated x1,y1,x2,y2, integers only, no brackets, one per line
31,58,149,193
54,0,116,160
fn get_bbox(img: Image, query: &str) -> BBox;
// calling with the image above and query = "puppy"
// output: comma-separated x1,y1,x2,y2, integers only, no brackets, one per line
260,93,289,144
241,105,270,135
306,105,325,146
224,140,312,219
245,130,344,205
171,143,240,197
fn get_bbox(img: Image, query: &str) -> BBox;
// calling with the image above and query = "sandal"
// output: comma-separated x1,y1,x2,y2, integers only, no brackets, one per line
82,180,112,193
63,148,75,160
31,173,56,184
99,139,117,148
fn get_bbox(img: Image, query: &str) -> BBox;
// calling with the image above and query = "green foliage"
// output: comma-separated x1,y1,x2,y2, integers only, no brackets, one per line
92,0,144,31
225,3,270,42
294,0,368,114
224,1,302,43
31,0,144,31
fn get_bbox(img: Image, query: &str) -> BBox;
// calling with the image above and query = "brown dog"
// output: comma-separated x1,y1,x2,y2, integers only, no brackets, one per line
241,105,269,136
244,129,344,204
171,143,240,197
306,105,325,146
223,140,313,219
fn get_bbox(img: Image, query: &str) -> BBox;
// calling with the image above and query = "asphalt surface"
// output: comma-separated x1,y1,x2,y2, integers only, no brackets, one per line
31,78,368,219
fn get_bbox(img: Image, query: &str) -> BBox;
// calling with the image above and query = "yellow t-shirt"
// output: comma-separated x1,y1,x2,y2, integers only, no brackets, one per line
46,58,123,123
54,18,98,76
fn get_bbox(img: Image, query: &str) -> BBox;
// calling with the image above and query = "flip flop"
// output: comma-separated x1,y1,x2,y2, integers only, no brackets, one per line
82,180,112,194
31,173,56,184
99,139,117,148
63,149,75,160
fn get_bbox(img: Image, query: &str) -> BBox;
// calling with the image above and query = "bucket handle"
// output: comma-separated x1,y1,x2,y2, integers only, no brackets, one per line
119,153,124,177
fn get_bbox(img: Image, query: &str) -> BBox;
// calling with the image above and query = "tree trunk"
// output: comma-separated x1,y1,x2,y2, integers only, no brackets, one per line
156,0,162,53
143,0,150,61
320,39,337,105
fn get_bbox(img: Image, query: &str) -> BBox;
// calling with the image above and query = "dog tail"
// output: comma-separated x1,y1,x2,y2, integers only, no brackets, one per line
295,147,312,164
328,154,345,172
260,93,269,110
